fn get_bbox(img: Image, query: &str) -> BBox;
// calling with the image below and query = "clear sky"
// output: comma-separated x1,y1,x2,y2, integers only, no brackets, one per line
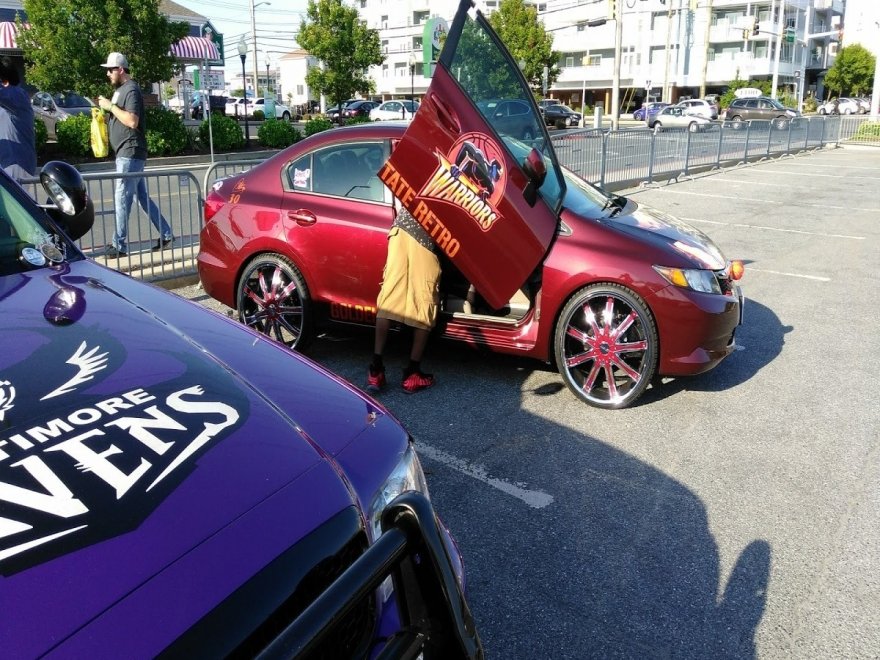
175,0,310,70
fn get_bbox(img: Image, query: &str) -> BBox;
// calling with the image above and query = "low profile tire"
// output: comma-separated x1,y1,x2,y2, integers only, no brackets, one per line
553,283,658,409
731,115,744,130
653,122,663,134
775,117,788,130
282,111,291,121
236,253,313,351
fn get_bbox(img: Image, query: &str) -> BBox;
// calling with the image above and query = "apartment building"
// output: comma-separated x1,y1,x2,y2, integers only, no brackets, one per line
353,0,845,112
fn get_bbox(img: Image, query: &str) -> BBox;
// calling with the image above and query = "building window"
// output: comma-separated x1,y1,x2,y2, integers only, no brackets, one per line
395,63,407,77
382,40,388,53
565,56,574,67
413,10,429,25
412,37,422,51
381,15,388,29
382,64,389,78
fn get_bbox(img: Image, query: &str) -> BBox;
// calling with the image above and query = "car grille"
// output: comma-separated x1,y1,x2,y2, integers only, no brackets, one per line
164,507,375,659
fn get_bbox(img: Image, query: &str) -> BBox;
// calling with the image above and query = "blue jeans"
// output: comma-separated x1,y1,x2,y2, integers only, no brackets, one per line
113,157,172,252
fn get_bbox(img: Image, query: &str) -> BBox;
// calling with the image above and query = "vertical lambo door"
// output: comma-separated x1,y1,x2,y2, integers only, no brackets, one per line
384,0,566,310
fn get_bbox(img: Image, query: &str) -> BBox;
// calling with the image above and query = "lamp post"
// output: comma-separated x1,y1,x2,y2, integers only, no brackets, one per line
238,38,249,145
409,52,416,104
266,61,270,97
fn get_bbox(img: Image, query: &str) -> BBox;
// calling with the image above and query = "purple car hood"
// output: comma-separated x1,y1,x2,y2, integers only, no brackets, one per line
0,261,390,655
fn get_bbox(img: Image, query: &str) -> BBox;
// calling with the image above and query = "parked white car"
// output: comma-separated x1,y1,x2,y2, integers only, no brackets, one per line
817,97,860,115
225,97,252,118
674,98,718,120
370,99,420,121
252,97,292,121
649,105,713,133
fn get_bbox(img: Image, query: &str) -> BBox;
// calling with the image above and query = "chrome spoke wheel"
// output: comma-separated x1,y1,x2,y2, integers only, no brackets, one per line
554,284,658,409
237,253,312,350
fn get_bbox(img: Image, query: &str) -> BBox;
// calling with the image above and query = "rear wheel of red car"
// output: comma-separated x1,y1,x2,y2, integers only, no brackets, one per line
237,253,313,351
554,283,658,409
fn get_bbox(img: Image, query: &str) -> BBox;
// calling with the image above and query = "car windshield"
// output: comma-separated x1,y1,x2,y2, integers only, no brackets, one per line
449,16,565,213
559,166,617,217
53,93,92,108
0,175,73,276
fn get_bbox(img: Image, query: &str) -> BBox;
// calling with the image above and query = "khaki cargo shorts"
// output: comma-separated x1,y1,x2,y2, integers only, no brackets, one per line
376,227,440,331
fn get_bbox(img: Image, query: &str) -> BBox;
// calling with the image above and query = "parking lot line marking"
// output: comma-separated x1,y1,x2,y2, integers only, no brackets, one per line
682,217,866,240
742,170,880,181
745,267,831,282
415,441,555,509
659,190,879,214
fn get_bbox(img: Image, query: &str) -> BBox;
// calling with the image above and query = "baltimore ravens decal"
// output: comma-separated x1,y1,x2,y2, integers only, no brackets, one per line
0,327,249,575
420,133,506,232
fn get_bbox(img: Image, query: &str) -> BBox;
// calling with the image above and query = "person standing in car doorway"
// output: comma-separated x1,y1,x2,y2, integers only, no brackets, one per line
97,52,173,258
367,202,441,394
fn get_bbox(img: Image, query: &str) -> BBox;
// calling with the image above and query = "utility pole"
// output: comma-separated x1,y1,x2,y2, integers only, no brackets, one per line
611,1,622,130
872,21,880,116
771,0,784,99
663,1,674,103
699,0,715,98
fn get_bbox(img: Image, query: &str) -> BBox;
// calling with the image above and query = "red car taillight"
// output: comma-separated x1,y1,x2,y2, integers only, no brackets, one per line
204,189,226,223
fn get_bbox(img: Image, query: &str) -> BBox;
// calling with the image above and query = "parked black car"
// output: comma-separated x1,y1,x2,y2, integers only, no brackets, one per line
543,103,582,128
340,100,379,123
191,93,227,120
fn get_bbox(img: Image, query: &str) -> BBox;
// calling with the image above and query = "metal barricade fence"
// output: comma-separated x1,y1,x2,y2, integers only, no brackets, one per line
21,169,204,282
203,159,265,197
550,115,850,189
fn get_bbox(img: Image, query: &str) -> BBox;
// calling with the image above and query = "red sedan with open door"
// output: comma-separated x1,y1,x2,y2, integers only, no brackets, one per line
198,0,744,409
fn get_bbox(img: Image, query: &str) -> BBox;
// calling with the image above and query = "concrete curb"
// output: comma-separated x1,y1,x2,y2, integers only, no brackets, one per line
76,149,280,173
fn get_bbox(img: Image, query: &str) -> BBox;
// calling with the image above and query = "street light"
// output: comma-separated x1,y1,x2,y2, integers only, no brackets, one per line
238,37,250,146
581,54,589,127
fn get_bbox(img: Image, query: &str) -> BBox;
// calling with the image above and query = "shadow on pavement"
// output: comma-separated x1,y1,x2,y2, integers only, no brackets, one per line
304,329,771,659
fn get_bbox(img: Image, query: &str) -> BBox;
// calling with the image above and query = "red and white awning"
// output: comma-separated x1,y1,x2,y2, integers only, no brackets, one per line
170,36,220,61
0,22,23,50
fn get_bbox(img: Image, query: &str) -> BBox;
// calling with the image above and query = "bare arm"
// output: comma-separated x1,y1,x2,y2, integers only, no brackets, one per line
97,95,139,129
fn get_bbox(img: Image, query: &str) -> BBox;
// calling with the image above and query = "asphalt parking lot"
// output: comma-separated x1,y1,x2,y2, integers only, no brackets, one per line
175,144,880,658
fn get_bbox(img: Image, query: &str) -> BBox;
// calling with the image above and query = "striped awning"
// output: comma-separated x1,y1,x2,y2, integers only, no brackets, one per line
0,22,22,49
170,36,220,61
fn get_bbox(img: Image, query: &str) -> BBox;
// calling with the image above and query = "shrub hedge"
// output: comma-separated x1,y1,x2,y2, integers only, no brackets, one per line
257,119,302,148
199,114,245,151
304,116,333,136
33,117,48,151
55,113,92,157
144,106,188,156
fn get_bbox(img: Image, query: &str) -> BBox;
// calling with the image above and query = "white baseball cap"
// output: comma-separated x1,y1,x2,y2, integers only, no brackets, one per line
100,52,129,69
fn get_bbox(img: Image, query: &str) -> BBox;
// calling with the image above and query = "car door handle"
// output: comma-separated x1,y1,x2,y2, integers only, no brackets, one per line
431,94,460,133
287,210,317,226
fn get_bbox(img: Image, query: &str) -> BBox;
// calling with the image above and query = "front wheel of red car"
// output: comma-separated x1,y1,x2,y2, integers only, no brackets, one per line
237,253,313,351
554,284,658,409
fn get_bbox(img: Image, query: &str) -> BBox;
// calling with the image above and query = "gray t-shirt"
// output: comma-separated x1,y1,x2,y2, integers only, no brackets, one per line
108,79,147,160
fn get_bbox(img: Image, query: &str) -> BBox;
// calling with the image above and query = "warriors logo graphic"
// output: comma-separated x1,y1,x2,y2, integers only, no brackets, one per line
420,133,506,232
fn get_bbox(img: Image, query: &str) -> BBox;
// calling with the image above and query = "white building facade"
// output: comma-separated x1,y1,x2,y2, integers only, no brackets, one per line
349,0,845,112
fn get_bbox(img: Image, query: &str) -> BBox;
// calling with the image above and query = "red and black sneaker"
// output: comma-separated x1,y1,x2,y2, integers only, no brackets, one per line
402,370,435,394
366,366,386,393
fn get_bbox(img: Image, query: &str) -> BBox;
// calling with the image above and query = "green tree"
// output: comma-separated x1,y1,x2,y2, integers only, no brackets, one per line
719,72,771,110
297,0,383,110
488,0,559,97
824,44,875,97
18,0,189,98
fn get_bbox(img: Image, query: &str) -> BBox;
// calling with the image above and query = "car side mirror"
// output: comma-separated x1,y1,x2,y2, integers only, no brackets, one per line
521,147,547,207
39,161,95,241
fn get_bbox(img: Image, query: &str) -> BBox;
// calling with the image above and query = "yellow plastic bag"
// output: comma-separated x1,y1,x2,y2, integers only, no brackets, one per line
90,107,109,158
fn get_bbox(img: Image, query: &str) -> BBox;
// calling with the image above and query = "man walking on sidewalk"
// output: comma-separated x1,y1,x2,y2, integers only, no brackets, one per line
97,52,173,258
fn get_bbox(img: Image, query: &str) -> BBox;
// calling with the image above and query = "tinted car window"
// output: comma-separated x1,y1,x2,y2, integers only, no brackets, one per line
54,93,91,108
288,143,386,202
448,18,564,213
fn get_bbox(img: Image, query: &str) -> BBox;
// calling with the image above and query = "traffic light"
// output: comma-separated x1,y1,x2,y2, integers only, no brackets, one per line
753,19,760,36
